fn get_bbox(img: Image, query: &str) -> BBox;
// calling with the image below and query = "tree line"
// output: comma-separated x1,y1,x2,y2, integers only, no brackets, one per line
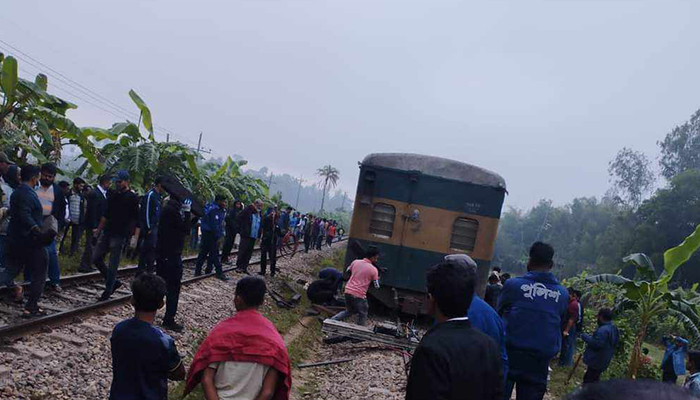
494,107,700,288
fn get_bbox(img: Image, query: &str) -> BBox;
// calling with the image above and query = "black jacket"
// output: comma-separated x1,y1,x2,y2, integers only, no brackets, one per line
225,207,239,231
261,213,282,247
156,199,193,257
406,319,503,400
8,183,44,248
84,187,108,229
236,204,261,239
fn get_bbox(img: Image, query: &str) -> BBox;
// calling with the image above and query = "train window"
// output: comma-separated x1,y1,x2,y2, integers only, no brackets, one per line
370,203,396,238
450,218,479,252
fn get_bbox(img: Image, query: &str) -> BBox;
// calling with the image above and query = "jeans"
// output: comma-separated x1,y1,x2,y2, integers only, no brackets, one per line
315,234,323,250
0,244,48,311
92,233,127,296
156,254,183,323
189,225,199,249
303,233,312,253
236,236,256,272
331,294,369,326
504,379,547,400
137,228,158,275
583,368,603,385
558,328,577,366
221,227,237,262
259,236,277,275
195,231,223,275
25,239,60,286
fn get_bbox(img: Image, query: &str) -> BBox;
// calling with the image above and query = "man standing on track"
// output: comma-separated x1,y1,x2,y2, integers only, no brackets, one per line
0,165,55,316
498,242,568,400
259,206,282,277
221,200,242,264
235,199,262,274
194,194,228,281
156,197,194,332
137,177,165,275
79,174,111,273
29,162,66,291
60,177,86,256
93,170,140,301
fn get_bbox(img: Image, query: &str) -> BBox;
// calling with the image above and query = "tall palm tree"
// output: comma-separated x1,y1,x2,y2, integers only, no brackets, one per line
317,164,340,212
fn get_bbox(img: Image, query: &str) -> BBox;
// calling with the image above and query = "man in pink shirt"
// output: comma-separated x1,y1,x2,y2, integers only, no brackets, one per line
331,248,380,326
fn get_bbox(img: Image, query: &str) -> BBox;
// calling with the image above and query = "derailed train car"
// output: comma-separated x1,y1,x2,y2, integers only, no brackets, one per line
345,153,507,314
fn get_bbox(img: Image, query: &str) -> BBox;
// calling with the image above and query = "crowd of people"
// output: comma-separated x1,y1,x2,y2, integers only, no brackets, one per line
0,152,343,328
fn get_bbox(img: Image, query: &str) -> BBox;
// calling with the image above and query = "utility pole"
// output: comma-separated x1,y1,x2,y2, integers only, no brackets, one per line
341,191,347,211
196,132,203,154
166,133,169,143
294,175,305,209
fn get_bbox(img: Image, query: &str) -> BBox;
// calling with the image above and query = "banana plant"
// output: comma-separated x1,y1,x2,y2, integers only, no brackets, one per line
587,223,700,378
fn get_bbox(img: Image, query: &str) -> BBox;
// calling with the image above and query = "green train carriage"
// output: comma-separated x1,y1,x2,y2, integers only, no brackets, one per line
345,153,507,314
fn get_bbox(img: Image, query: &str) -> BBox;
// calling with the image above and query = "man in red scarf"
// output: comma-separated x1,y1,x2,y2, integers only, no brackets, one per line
185,277,291,400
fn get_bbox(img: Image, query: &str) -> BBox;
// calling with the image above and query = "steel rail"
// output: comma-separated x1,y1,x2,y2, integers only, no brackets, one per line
0,238,346,340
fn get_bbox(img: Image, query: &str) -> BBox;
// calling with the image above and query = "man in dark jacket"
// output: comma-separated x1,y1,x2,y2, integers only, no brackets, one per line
156,197,194,332
307,268,343,305
259,207,282,276
498,242,568,400
0,165,55,315
221,200,242,264
79,174,111,272
235,199,262,273
60,177,86,256
137,177,165,275
581,308,620,384
93,170,140,301
194,194,228,281
406,261,503,400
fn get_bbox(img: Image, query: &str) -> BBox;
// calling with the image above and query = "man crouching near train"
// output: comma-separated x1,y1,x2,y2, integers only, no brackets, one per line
330,247,380,326
185,276,291,400
405,261,503,400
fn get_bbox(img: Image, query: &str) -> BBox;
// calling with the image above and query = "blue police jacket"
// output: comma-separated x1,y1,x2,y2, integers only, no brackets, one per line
200,202,226,239
581,321,620,370
139,189,161,232
662,336,689,376
498,271,568,360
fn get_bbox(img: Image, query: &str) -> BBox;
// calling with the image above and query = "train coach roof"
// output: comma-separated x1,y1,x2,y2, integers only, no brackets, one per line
362,153,507,189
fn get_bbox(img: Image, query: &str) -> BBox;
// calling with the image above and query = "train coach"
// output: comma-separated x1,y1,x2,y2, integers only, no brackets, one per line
345,153,507,314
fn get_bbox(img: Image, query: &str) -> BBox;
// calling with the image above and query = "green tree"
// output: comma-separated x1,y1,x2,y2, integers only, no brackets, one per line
658,108,700,180
316,164,339,212
608,147,655,208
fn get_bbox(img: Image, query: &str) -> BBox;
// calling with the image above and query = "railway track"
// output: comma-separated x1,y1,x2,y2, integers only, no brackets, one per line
0,239,345,340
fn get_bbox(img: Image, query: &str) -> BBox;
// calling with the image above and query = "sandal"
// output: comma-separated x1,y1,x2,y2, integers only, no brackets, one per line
21,308,46,318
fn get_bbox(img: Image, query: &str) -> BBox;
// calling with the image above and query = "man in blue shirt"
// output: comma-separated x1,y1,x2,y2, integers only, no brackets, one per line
662,334,689,384
110,273,185,399
498,242,568,400
137,176,164,275
580,307,619,384
235,199,263,274
194,194,228,281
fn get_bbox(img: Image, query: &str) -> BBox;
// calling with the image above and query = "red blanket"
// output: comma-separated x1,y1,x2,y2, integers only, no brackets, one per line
184,309,291,399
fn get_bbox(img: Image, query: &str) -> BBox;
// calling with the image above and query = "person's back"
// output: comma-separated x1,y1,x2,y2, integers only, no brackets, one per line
345,258,379,299
110,274,184,400
110,318,181,400
469,294,509,379
499,271,567,359
307,278,337,304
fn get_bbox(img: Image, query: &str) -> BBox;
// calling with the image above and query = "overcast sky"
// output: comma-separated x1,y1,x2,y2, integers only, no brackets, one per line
3,0,699,209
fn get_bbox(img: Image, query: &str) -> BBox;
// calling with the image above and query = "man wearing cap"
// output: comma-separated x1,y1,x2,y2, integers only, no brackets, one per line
137,176,165,275
92,170,140,301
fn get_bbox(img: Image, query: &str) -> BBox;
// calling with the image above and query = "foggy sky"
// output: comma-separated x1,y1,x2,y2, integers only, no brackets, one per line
3,0,700,210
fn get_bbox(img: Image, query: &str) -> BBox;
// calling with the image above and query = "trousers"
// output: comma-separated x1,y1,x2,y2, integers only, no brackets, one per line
24,239,60,286
92,233,127,296
195,231,223,275
259,236,277,275
558,329,577,366
221,227,238,262
79,228,96,270
137,228,158,275
331,294,369,326
0,244,48,311
60,223,82,256
504,348,549,400
156,254,183,323
583,368,603,385
236,236,256,271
